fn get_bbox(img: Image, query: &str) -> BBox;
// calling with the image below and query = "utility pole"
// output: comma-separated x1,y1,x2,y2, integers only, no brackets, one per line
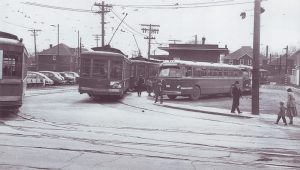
284,45,288,74
252,0,261,115
77,31,80,71
93,34,101,47
265,45,268,63
28,29,41,71
57,24,60,57
169,39,181,44
94,1,112,47
141,24,160,59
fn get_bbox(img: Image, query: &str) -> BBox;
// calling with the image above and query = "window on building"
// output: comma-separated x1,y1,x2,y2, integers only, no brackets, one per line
229,60,233,65
110,60,122,79
240,59,244,65
249,59,252,66
92,59,108,78
53,56,56,61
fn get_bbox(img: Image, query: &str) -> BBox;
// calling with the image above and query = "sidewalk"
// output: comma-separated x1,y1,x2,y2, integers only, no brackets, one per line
155,102,276,121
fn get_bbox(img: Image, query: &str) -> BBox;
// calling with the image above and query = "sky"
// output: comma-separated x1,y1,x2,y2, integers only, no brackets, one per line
1,0,300,57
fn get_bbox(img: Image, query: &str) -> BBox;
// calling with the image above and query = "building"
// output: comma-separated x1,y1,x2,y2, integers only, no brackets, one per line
223,46,267,66
37,43,81,72
154,38,229,63
288,50,300,86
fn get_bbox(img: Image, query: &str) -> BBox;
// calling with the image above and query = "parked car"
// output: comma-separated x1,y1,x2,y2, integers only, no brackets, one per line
39,71,64,85
65,71,79,83
26,71,54,87
59,72,75,84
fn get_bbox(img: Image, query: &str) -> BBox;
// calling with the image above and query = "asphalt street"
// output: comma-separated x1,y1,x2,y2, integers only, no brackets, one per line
0,86,299,170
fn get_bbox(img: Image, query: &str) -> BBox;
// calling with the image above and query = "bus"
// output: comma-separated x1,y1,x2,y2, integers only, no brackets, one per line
78,48,131,99
0,32,28,110
129,57,161,91
158,60,245,100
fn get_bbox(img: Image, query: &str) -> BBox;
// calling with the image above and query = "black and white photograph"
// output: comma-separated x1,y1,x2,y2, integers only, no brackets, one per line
0,0,300,169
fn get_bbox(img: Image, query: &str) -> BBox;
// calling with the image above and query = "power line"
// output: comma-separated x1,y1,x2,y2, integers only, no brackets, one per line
21,2,93,13
113,1,254,9
113,0,235,7
111,9,146,37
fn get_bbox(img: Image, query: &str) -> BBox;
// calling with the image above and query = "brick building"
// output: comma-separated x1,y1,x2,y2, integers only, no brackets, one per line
154,38,228,63
37,43,80,72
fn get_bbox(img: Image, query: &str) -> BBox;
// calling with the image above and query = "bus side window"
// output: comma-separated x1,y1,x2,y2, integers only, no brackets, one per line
183,66,192,77
193,67,202,77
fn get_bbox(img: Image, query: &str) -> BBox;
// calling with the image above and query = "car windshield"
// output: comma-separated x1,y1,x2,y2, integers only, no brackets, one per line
159,67,182,78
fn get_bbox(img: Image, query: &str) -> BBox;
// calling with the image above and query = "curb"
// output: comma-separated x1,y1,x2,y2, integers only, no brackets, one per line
157,104,253,119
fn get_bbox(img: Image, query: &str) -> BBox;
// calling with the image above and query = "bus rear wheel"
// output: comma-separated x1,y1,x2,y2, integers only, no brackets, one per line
167,95,177,100
189,86,201,100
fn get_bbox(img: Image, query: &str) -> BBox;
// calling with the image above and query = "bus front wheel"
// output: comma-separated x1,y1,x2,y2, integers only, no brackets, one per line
167,95,177,100
189,86,201,100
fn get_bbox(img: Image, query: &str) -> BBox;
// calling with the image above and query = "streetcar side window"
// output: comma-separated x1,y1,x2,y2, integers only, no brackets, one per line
0,50,2,79
2,53,22,77
110,60,122,79
81,59,91,77
92,59,108,78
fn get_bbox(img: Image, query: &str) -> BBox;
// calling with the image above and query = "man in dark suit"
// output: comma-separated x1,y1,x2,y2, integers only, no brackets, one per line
231,81,242,114
136,75,145,97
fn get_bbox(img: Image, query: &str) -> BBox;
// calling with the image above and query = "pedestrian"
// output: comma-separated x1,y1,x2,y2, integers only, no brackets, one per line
136,75,145,97
146,79,153,96
275,101,287,125
286,88,297,125
154,78,165,104
231,81,242,114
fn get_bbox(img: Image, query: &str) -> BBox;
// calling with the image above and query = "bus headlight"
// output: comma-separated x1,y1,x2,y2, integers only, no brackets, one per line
110,81,122,88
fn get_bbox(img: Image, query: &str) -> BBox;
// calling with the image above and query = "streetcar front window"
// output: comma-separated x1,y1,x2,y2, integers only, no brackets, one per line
159,67,181,78
1,52,22,78
110,60,122,79
92,59,108,78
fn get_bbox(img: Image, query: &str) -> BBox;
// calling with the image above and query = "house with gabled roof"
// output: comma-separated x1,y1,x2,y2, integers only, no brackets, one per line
37,43,81,72
223,46,267,66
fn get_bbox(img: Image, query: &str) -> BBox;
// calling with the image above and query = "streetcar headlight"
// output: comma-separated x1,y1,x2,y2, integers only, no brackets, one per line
110,81,122,88
177,85,181,89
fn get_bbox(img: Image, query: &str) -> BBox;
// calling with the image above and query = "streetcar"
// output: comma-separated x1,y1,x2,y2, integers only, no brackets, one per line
78,47,131,99
129,56,161,91
158,60,245,100
0,32,28,110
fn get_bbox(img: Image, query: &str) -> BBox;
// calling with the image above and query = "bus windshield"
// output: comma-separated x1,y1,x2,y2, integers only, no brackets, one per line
159,67,182,78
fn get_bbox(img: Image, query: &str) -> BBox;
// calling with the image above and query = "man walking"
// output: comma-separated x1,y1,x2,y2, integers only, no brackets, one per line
136,75,145,97
231,81,242,114
154,79,165,104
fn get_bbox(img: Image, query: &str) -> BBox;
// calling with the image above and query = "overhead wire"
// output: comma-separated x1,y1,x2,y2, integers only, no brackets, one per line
113,0,235,7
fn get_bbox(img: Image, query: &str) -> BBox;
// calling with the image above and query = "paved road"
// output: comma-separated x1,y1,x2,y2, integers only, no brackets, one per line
0,86,299,170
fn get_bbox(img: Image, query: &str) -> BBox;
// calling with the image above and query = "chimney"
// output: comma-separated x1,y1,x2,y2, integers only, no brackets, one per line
202,37,206,45
49,44,53,48
225,44,227,48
